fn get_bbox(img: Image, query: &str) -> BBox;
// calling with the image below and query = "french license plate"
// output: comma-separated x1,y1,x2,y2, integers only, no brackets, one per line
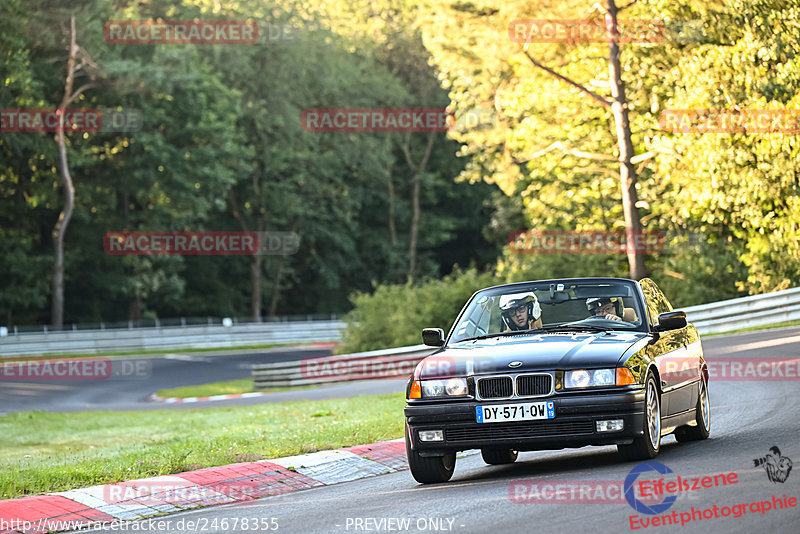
476,401,555,423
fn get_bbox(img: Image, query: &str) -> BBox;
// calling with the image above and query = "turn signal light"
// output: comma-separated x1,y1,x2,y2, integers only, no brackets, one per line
616,368,636,385
409,380,422,399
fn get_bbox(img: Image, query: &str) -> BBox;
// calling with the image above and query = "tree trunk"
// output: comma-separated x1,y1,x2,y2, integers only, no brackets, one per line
385,134,397,246
402,131,436,281
228,188,265,321
267,221,295,316
51,16,79,329
250,253,263,320
250,214,266,321
267,256,285,317
51,135,74,329
520,1,649,280
606,0,647,280
408,175,420,279
128,293,142,322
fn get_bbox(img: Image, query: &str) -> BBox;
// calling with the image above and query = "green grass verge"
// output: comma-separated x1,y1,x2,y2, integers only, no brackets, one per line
156,379,257,398
701,319,800,337
0,393,404,500
156,379,314,398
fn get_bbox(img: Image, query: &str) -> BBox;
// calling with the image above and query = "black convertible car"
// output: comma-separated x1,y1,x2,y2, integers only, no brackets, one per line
404,277,710,483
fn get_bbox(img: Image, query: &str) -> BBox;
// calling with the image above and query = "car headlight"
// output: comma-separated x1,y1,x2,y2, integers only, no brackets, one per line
418,378,469,398
564,368,615,389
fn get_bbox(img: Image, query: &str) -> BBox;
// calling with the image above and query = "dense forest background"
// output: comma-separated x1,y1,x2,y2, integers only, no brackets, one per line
1,0,798,330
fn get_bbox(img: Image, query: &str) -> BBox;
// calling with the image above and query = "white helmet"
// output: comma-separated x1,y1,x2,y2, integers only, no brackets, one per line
499,292,541,330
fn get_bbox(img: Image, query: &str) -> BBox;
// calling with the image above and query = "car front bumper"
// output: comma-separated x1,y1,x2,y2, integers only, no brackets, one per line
405,388,645,454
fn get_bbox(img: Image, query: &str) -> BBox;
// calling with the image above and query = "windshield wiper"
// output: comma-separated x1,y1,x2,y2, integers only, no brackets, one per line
457,323,609,343
538,323,609,333
459,329,542,342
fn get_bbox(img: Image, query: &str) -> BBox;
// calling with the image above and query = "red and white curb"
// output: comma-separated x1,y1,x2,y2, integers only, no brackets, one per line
0,439,411,534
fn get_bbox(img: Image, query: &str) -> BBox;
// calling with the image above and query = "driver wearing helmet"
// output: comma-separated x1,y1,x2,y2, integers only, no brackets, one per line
586,297,623,322
499,292,543,331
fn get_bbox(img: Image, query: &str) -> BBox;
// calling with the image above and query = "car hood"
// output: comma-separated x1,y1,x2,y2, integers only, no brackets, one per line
415,331,647,379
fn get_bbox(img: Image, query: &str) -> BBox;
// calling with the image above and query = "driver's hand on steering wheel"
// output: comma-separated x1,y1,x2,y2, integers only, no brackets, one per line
604,313,623,321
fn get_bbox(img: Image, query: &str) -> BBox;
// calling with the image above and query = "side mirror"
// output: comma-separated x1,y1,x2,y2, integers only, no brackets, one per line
422,328,445,347
656,311,687,332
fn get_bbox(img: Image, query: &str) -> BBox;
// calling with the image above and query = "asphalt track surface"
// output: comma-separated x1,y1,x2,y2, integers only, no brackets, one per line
68,327,800,534
0,346,401,413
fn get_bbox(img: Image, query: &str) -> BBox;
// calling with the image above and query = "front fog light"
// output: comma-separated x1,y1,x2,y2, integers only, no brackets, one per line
596,419,624,432
418,430,444,442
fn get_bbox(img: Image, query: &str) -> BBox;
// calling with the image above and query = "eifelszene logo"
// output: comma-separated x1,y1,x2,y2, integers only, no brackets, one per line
625,461,678,515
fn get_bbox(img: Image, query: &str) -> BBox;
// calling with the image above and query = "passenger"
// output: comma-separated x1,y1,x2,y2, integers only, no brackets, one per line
499,292,543,331
586,297,624,322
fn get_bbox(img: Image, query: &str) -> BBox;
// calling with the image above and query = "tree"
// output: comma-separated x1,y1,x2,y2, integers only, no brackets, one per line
51,15,99,328
419,0,660,279
0,0,53,325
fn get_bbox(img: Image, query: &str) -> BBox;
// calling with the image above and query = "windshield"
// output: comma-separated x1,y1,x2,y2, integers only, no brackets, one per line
450,279,645,343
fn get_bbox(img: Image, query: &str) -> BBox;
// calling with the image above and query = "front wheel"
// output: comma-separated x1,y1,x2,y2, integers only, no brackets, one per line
481,448,518,465
675,378,710,442
618,374,661,461
405,426,456,483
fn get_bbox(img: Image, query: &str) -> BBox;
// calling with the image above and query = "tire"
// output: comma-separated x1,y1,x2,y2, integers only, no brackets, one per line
675,378,710,442
618,373,662,461
405,426,456,483
481,448,518,465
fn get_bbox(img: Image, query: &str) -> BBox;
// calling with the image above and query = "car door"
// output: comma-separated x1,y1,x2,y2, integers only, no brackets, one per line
640,279,695,415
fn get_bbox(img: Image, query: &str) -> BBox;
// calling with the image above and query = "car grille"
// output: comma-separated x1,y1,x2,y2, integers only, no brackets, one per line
445,420,595,442
516,374,552,397
477,377,513,399
476,374,553,399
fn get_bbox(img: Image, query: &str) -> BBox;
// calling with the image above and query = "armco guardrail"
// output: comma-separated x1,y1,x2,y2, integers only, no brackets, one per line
0,321,344,356
251,287,800,389
252,344,437,389
3,288,797,359
682,286,800,335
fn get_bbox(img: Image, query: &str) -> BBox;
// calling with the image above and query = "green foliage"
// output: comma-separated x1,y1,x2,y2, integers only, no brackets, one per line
337,267,495,353
649,0,800,294
0,0,500,325
414,0,798,301
1,0,797,328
